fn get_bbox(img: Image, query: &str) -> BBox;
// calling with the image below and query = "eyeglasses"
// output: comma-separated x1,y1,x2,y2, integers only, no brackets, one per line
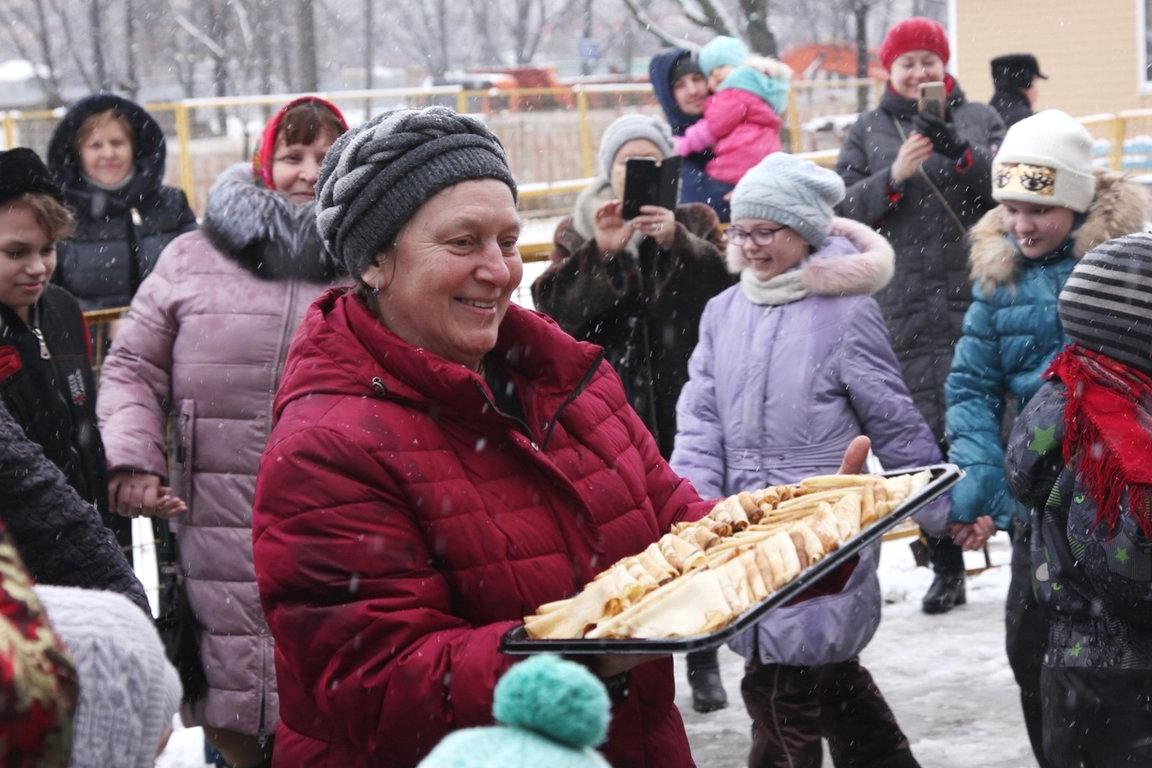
727,224,787,247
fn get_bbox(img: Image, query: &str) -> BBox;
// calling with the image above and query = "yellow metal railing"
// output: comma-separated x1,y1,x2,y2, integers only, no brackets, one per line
9,82,1148,214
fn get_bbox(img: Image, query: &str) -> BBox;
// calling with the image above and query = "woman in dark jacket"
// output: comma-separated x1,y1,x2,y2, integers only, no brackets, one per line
835,17,1005,613
0,147,141,558
532,113,734,713
47,93,197,311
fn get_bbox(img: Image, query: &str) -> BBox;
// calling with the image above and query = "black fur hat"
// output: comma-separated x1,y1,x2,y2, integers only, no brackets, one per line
991,54,1047,90
0,148,63,205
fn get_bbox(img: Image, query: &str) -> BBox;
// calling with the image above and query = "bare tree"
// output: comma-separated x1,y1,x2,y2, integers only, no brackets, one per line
123,0,139,98
394,0,452,79
740,0,777,55
89,0,110,90
509,0,581,65
297,0,319,91
0,0,65,106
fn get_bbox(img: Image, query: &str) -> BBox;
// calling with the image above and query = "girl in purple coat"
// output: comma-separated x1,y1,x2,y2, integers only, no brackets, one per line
671,152,943,768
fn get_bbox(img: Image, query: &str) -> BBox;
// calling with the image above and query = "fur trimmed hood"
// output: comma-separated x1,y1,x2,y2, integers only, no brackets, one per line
726,216,895,296
968,169,1150,292
200,163,343,282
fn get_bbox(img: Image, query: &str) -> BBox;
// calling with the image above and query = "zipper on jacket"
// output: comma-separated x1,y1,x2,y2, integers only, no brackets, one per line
30,327,51,360
30,306,50,359
539,351,606,451
472,380,539,448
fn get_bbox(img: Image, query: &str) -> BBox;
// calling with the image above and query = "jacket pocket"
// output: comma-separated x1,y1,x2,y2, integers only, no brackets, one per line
169,399,195,512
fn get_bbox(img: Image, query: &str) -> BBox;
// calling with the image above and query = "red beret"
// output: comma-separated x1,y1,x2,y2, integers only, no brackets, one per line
878,17,950,70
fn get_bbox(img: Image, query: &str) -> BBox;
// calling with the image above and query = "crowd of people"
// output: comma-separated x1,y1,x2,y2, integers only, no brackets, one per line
1,13,1149,768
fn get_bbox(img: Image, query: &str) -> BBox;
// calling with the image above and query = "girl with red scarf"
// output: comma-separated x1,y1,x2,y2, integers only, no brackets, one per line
1006,232,1152,768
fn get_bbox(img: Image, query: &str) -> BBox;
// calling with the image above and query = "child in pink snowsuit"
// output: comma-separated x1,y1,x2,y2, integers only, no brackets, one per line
674,36,791,185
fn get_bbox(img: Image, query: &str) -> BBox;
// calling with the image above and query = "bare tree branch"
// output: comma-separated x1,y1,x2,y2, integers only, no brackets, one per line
0,1,64,106
46,0,97,91
617,0,692,49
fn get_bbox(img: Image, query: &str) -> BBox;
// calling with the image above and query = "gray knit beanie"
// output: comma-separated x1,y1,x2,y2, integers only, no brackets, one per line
1058,232,1152,376
36,585,182,768
316,106,518,278
596,114,674,180
730,153,845,247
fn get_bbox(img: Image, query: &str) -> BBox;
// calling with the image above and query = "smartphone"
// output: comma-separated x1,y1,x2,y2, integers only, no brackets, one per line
621,156,681,220
918,81,946,120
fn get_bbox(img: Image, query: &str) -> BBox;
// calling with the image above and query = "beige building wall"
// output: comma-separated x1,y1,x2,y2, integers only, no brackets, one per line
950,0,1150,120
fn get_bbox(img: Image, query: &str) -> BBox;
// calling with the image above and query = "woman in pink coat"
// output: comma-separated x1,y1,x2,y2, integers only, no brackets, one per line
97,96,348,768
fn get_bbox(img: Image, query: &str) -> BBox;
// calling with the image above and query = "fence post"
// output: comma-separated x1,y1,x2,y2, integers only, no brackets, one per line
174,103,195,204
788,87,801,153
2,112,15,150
1110,114,1127,172
577,88,594,178
457,90,468,114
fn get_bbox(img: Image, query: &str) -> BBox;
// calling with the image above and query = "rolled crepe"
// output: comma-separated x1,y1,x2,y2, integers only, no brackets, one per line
587,570,735,639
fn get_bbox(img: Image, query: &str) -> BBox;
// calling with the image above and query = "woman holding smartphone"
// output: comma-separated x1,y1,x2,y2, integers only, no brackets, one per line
532,114,734,713
835,17,1005,615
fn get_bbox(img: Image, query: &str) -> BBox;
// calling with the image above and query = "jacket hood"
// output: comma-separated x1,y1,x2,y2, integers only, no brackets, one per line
200,163,343,282
47,93,167,207
649,49,698,136
968,169,1150,291
275,289,602,420
726,216,894,295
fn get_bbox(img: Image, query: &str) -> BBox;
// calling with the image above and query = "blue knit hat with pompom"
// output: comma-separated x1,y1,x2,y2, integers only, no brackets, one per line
417,654,612,768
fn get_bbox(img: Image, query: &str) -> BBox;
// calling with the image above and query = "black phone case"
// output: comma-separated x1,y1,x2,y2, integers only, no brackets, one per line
501,464,962,655
622,156,681,219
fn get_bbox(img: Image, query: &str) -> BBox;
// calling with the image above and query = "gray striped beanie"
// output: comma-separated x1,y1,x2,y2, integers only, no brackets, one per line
1058,232,1152,375
316,106,517,278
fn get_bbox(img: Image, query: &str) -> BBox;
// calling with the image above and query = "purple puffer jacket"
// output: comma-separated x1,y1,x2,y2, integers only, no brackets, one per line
671,217,943,666
97,164,346,736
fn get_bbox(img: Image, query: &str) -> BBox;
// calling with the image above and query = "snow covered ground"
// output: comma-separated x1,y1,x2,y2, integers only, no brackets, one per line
156,535,1036,767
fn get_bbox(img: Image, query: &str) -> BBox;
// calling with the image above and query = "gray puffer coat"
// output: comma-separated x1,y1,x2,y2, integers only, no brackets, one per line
836,79,1005,438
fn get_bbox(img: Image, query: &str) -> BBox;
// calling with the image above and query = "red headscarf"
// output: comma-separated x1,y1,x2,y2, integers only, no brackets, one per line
1047,345,1152,538
252,95,348,189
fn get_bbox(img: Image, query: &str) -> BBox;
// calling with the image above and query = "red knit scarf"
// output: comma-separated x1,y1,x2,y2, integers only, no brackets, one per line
1047,345,1152,538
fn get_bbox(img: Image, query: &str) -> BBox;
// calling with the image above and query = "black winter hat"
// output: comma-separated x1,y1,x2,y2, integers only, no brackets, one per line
0,148,63,205
991,54,1047,90
669,52,704,87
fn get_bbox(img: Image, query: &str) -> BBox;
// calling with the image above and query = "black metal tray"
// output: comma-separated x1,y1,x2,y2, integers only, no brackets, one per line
501,464,962,655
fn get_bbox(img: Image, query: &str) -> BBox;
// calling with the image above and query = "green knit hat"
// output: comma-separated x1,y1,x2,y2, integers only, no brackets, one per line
417,655,612,768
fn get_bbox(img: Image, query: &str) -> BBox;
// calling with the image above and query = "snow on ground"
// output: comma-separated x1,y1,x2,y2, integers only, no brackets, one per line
677,534,1035,768
157,535,1035,767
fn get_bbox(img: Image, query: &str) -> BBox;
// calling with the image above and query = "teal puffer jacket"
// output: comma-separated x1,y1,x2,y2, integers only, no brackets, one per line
944,171,1149,527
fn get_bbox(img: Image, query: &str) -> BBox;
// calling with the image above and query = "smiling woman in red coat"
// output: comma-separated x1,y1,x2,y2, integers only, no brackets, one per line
253,106,869,768
251,106,719,768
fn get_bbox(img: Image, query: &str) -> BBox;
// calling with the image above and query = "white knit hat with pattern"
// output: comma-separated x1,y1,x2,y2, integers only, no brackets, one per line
992,109,1096,213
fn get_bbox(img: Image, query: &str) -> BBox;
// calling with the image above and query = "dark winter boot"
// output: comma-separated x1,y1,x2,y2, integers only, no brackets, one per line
921,573,966,614
686,648,728,713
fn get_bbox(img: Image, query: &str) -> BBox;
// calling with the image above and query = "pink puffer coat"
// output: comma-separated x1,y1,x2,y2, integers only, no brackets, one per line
97,163,346,736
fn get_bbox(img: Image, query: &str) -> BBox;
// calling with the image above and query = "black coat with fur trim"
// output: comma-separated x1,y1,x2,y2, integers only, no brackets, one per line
47,94,197,311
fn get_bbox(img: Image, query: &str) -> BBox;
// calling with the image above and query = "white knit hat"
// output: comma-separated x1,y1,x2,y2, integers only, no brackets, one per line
596,114,674,180
36,586,182,768
992,109,1096,213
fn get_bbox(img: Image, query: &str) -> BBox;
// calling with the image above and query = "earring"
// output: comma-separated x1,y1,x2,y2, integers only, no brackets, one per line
372,273,381,296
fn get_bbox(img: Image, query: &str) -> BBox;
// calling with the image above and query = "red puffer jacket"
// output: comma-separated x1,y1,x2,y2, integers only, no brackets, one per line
253,288,710,768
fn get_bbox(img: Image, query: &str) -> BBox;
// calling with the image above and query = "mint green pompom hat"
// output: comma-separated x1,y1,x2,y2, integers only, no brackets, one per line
417,654,612,768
